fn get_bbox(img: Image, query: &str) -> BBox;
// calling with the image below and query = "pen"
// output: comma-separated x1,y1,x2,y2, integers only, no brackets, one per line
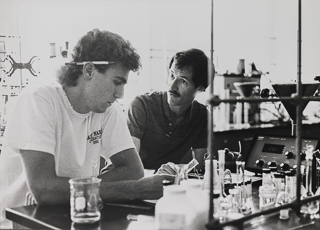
191,147,195,159
65,61,115,65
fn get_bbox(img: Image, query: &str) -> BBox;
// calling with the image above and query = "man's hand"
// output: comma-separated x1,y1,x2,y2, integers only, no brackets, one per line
155,162,177,175
137,174,176,199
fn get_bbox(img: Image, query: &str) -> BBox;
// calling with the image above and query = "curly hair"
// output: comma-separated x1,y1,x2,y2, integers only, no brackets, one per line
168,48,214,89
57,29,141,87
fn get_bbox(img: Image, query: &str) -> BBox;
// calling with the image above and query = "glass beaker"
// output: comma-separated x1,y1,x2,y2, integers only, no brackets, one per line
69,177,102,223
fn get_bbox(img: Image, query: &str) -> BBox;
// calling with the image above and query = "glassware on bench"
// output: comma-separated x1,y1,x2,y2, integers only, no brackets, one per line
276,181,291,220
259,168,277,210
314,187,320,219
69,177,102,223
217,150,232,220
300,145,319,217
91,160,104,210
314,156,320,219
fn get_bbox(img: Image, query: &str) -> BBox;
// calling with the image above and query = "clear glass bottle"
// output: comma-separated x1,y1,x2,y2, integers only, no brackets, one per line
269,166,277,179
218,150,226,196
300,164,306,195
300,146,319,216
275,179,291,220
314,186,320,218
274,172,285,195
290,169,297,199
315,157,320,218
243,179,253,214
259,168,277,210
262,168,272,186
218,150,231,219
202,159,221,193
224,169,232,184
285,170,296,201
236,161,249,214
228,186,240,214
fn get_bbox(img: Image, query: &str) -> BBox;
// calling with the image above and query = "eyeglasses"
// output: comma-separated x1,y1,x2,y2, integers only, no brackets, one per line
65,61,115,66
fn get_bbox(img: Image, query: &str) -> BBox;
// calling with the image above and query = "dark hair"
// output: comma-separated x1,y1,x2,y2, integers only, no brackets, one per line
58,29,141,87
168,48,214,89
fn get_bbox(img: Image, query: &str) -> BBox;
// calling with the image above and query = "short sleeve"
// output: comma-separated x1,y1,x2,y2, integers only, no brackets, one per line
126,96,147,139
4,89,56,154
191,106,208,149
100,103,136,159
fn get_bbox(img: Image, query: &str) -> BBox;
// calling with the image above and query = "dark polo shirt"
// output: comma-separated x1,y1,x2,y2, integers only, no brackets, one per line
126,91,207,170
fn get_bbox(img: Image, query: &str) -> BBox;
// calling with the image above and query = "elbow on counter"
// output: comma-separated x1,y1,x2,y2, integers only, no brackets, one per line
30,189,69,206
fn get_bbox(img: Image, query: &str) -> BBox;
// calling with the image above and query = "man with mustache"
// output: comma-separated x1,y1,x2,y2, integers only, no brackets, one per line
126,49,212,173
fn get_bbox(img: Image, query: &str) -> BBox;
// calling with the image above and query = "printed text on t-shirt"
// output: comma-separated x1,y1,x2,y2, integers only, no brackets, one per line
87,129,102,144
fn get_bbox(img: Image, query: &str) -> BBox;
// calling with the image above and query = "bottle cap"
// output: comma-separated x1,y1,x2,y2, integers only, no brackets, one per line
274,172,285,178
285,171,294,176
269,167,277,172
262,168,271,173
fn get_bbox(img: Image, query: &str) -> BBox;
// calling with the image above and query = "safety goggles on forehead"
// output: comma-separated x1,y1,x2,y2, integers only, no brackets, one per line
65,61,115,66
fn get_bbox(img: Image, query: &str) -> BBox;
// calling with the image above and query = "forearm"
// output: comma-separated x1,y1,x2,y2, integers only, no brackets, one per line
100,181,155,202
99,175,171,202
19,150,71,205
31,176,71,205
99,163,144,182
99,148,144,182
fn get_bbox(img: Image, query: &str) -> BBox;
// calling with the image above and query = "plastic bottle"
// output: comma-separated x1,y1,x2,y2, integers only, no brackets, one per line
181,180,208,230
155,185,195,230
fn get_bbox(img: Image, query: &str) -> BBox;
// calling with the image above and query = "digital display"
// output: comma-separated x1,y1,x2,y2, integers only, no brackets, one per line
262,143,284,154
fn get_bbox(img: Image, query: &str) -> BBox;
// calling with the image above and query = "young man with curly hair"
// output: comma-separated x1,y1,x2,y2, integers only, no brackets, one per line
0,29,173,228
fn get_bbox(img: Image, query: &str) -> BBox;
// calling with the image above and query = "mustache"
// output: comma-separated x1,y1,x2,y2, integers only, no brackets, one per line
169,90,180,97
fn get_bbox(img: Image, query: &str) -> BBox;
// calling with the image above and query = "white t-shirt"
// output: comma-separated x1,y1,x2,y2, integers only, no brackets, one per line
0,84,135,228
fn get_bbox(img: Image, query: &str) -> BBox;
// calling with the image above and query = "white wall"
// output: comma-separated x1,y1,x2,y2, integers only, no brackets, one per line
0,0,319,107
